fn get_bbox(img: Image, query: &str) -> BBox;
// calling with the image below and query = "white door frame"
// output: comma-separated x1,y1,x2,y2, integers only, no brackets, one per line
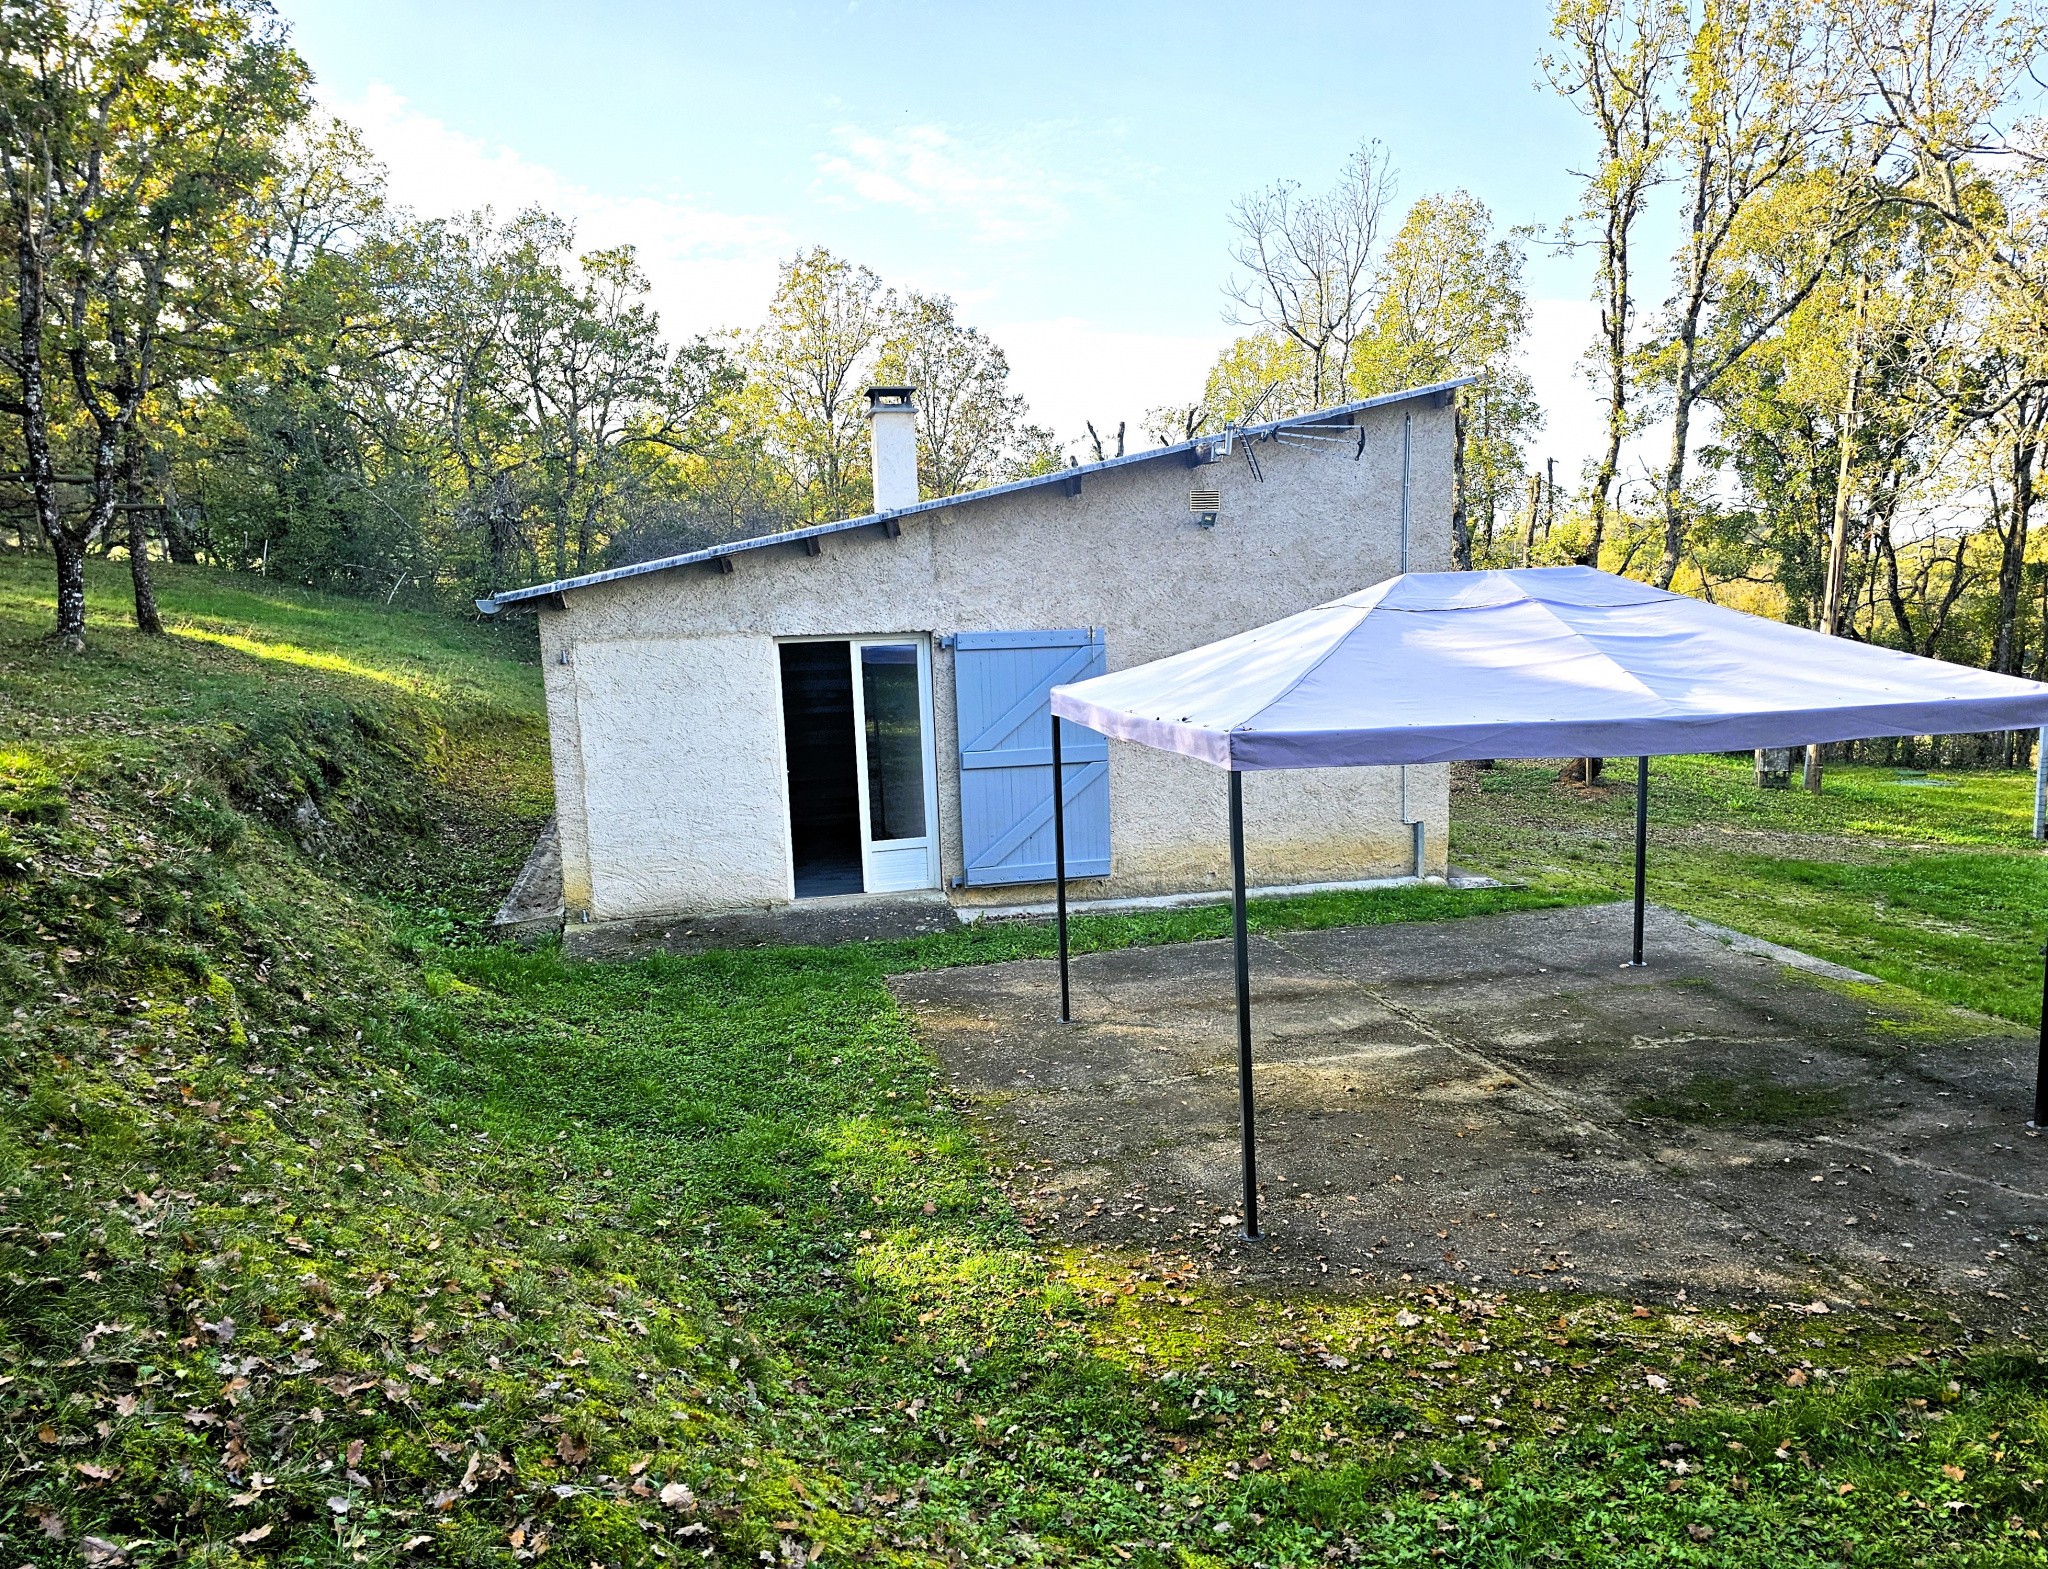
774,634,940,898
848,635,940,894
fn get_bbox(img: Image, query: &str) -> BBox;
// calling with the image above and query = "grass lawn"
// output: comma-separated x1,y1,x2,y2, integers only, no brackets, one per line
2,559,2044,1567
1451,755,2048,1026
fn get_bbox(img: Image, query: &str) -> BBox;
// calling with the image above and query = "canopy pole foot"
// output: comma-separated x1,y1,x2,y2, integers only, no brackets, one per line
1230,770,1261,1241
1052,713,1070,1024
1626,753,1649,967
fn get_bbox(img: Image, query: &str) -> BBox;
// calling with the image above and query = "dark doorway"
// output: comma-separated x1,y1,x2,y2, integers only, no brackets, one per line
779,641,863,896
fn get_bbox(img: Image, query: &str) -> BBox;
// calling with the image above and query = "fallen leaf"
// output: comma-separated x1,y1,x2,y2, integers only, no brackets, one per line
36,1511,64,1540
1785,1368,1809,1388
659,1481,695,1511
234,1524,274,1547
1838,1482,1855,1496
1942,1464,1966,1482
1687,1524,1714,1542
75,1461,116,1482
1644,1373,1668,1392
556,1431,590,1465
347,1438,364,1467
327,1495,350,1515
80,1537,128,1567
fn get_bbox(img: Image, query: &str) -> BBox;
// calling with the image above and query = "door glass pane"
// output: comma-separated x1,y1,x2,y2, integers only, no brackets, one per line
860,644,926,842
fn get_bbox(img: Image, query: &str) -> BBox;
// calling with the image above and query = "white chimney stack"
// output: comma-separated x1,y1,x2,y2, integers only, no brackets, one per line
866,385,919,513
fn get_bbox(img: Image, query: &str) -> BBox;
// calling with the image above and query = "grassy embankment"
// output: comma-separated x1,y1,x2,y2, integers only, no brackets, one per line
2,557,2043,1568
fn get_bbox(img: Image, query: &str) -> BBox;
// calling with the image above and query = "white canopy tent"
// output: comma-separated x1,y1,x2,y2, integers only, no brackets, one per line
1044,566,2048,1237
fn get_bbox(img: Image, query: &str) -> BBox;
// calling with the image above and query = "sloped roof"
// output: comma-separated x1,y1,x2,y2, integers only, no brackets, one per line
1051,565,2048,769
477,378,1472,612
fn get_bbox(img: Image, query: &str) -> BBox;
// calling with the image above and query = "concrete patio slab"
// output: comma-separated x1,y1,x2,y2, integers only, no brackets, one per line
891,902,2047,1326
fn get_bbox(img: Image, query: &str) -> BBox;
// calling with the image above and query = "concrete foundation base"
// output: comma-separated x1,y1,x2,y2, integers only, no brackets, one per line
894,901,2047,1322
562,890,958,959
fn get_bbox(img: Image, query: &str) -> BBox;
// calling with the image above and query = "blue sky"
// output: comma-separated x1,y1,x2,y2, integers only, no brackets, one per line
276,0,1614,470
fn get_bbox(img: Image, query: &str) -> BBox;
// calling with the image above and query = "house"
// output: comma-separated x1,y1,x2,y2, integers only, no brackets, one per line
481,379,1465,943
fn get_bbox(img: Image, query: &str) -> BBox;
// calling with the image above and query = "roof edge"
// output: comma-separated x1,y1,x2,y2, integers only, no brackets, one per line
479,377,1476,612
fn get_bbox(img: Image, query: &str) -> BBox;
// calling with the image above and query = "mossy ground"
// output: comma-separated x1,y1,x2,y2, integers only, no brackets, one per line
1,559,2043,1567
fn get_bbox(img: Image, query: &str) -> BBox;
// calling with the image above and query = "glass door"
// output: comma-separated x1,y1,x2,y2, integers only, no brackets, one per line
850,638,939,893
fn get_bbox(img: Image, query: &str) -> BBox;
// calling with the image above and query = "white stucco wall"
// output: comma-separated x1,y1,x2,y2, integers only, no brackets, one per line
571,634,792,912
538,397,1457,922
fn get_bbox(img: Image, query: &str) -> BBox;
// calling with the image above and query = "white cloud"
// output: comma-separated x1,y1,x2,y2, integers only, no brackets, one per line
814,122,1081,244
315,88,1235,457
331,81,791,335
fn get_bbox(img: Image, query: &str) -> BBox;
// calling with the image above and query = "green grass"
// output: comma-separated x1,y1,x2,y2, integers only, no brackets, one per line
1627,1074,1854,1128
1452,754,2048,1026
1,560,2043,1567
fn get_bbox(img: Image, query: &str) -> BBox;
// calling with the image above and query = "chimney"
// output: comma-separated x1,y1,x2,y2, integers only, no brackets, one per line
865,385,918,512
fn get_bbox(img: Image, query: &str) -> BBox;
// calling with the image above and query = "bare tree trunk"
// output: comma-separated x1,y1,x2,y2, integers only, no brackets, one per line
1806,273,1865,793
1521,472,1541,567
1450,399,1472,570
124,426,162,635
51,528,85,650
1654,338,1697,590
13,215,79,645
1585,229,1629,568
126,506,161,633
162,484,199,565
1993,427,2037,676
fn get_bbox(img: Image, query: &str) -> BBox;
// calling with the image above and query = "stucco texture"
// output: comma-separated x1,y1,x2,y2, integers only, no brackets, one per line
541,399,1456,922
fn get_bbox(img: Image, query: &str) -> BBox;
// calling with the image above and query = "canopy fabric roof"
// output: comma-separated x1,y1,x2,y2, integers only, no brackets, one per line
1050,566,2048,770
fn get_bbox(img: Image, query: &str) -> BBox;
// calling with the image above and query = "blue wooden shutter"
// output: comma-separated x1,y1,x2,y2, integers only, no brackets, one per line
954,629,1109,886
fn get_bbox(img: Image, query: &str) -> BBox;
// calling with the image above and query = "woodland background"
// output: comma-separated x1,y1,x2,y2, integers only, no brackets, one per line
11,0,2048,760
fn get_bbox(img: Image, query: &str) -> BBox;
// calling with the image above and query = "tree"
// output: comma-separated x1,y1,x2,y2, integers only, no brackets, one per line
1201,330,1312,427
186,115,428,594
1353,192,1541,568
1644,0,1863,590
875,291,1053,496
1544,0,1682,568
1222,139,1395,412
501,214,682,574
1849,0,2048,349
1142,402,1207,447
0,0,309,645
746,247,895,523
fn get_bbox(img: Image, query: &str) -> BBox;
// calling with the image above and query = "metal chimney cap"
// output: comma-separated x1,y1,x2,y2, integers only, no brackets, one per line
865,385,917,415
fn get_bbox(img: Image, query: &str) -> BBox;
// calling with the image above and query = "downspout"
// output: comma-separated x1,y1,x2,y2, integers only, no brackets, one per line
1398,411,1425,879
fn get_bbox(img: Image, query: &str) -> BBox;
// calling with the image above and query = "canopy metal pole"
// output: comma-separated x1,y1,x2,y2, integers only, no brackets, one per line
1052,713,1070,1024
1229,771,1261,1240
1630,755,1649,966
2033,932,2046,1128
